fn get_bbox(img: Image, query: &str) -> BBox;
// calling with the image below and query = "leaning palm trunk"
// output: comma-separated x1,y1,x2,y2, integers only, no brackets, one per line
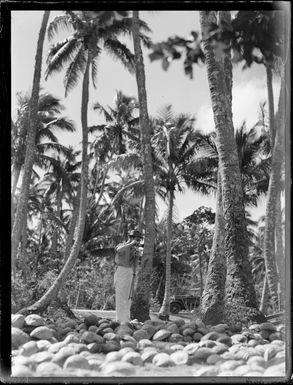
51,187,62,257
64,183,81,263
200,171,226,324
130,10,156,322
18,53,91,315
11,164,22,226
159,190,174,319
200,11,264,325
263,74,285,312
11,11,50,279
275,189,285,311
260,276,269,314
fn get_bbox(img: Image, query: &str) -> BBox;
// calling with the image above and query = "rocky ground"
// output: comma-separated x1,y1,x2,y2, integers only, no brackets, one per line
11,310,286,378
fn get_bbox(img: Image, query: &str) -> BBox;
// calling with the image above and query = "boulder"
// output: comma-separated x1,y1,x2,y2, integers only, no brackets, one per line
79,331,103,345
20,340,38,356
30,326,53,340
63,354,91,370
36,361,63,376
152,329,172,341
30,351,54,364
170,350,189,365
12,314,25,329
25,314,45,327
101,361,136,376
121,351,143,366
132,329,149,341
152,352,174,367
12,327,30,349
84,314,101,327
11,364,34,377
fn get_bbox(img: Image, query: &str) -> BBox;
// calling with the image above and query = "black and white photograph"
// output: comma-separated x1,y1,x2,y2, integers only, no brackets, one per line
3,1,291,381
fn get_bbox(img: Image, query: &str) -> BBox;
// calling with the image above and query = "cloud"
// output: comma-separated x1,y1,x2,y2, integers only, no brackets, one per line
195,76,281,133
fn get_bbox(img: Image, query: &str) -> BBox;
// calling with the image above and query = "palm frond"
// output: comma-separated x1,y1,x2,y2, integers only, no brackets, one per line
46,37,81,80
47,14,73,41
91,56,99,89
64,46,87,96
107,152,142,172
44,118,76,132
103,38,135,74
92,103,114,122
38,94,64,113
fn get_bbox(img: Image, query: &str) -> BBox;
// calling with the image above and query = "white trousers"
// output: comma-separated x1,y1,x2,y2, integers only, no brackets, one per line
114,266,133,323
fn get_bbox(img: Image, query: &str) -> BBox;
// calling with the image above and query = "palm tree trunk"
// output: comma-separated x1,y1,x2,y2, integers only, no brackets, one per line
200,11,265,326
20,204,28,283
260,276,269,314
159,190,174,319
51,186,62,257
64,183,81,263
266,63,275,146
130,10,156,322
11,164,22,226
275,190,284,311
263,73,285,312
11,11,50,280
200,171,226,324
18,52,91,315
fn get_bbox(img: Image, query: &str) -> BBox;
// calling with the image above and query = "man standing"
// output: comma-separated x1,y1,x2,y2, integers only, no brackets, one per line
114,229,143,324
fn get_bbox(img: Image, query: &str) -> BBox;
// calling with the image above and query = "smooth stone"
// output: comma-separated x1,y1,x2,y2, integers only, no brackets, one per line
20,340,39,356
183,343,200,355
37,340,52,351
80,331,103,344
206,353,223,365
233,364,251,376
116,326,133,337
77,323,87,331
88,359,103,371
30,326,53,340
193,365,219,376
170,350,189,365
67,342,88,354
210,324,229,333
36,361,63,376
263,363,285,376
101,361,135,376
119,347,135,356
169,344,184,352
12,327,30,349
216,335,232,347
63,334,80,344
101,327,114,335
182,328,195,337
12,355,34,367
199,340,217,348
264,345,279,361
87,342,102,353
152,352,174,367
137,339,152,349
48,341,66,354
269,332,284,341
121,351,143,366
259,322,277,332
197,327,208,335
101,342,120,353
121,335,137,344
189,347,214,362
52,347,76,366
141,325,156,339
30,351,54,364
152,329,172,341
25,314,45,327
104,351,123,363
260,329,270,340
192,332,203,342
141,350,157,363
169,333,184,343
62,319,78,329
211,342,229,354
271,339,285,347
12,314,25,329
103,332,120,342
166,323,179,334
88,325,99,333
11,364,34,377
200,331,220,341
84,314,101,327
183,335,193,343
63,354,91,370
231,333,247,344
120,341,136,349
219,359,245,371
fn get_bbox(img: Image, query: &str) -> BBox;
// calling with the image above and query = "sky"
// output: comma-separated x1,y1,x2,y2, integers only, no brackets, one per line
11,10,281,222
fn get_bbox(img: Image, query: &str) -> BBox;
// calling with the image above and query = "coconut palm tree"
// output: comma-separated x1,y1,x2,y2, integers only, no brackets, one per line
130,10,156,322
38,147,80,258
12,92,75,224
12,11,50,280
151,106,215,320
18,11,150,314
200,10,265,325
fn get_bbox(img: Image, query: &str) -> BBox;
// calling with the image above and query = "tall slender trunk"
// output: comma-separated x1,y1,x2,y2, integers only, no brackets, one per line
64,183,81,263
11,11,50,280
51,186,62,257
200,171,226,324
130,10,156,322
260,276,269,314
263,74,285,311
20,204,28,283
19,52,91,315
11,164,22,226
266,63,275,146
275,190,285,311
159,190,174,319
200,11,264,326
